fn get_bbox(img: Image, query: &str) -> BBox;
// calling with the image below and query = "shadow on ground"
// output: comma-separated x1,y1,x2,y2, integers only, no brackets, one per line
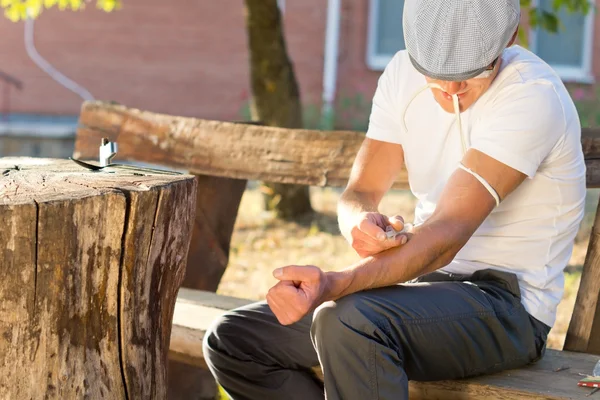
168,360,217,400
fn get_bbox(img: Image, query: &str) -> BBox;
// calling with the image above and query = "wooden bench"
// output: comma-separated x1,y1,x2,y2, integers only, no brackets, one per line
74,101,600,399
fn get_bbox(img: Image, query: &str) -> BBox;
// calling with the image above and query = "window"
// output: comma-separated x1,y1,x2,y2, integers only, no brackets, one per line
531,1,595,82
366,0,406,70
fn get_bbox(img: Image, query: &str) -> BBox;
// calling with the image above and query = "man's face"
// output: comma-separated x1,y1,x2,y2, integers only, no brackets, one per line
424,58,501,113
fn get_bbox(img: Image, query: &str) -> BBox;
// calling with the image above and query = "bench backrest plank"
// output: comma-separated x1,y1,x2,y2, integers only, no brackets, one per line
74,101,600,355
74,101,409,189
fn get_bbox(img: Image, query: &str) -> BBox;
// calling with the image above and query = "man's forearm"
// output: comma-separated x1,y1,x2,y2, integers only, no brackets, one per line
326,218,471,300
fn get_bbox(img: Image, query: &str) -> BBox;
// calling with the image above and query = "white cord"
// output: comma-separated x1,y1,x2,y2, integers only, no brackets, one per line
403,82,500,206
452,93,466,153
402,83,436,133
403,82,465,152
25,14,94,101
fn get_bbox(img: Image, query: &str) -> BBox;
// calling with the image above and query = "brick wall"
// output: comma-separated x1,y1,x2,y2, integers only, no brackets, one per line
0,0,327,122
1,0,599,129
335,0,381,130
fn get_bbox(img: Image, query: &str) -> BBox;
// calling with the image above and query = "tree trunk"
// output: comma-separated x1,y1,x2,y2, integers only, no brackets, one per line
0,157,196,399
244,0,313,219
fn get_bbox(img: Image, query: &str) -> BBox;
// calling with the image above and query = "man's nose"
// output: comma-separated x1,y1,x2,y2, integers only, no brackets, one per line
441,81,465,95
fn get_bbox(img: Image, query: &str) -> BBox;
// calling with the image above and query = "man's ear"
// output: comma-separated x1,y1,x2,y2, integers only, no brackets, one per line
507,26,519,47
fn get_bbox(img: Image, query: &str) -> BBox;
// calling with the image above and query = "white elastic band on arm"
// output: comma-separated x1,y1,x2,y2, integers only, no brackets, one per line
458,163,501,207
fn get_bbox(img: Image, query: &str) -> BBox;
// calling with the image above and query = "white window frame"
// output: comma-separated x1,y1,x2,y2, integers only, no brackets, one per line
530,1,595,83
366,0,403,70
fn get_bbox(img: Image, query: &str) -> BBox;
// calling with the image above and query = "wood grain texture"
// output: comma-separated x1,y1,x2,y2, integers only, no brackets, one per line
564,197,600,356
170,290,600,400
72,101,410,189
0,157,197,399
0,196,38,398
581,128,600,159
73,102,600,189
119,176,196,399
118,188,159,399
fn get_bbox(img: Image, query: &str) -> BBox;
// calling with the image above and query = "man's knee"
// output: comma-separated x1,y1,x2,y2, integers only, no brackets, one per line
203,303,279,369
311,293,384,348
202,311,233,367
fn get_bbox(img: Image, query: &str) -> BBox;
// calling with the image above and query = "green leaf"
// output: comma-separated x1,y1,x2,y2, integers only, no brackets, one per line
520,0,532,7
69,0,82,10
97,0,121,12
541,10,559,33
517,28,529,48
5,2,27,22
25,0,42,17
2,0,120,20
528,8,540,28
552,0,562,12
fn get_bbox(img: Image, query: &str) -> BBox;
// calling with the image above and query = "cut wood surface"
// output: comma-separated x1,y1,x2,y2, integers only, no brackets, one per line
0,157,197,400
74,102,600,188
171,289,600,400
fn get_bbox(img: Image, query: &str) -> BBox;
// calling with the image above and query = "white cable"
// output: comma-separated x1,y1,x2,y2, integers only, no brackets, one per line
24,14,94,101
452,93,467,153
402,83,436,133
402,82,465,152
404,83,499,206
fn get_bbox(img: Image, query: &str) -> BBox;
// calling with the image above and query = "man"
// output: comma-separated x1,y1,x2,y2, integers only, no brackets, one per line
203,1,586,399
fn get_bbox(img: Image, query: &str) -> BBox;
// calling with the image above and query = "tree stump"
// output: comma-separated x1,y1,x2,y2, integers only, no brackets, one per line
0,157,197,399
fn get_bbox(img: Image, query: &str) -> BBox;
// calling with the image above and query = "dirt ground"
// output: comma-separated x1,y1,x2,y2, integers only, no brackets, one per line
218,184,600,350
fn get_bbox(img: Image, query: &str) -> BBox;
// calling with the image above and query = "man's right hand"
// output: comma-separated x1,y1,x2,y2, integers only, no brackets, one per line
349,212,409,258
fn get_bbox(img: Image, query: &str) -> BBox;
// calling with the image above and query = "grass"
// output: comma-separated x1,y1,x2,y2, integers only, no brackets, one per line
217,185,600,351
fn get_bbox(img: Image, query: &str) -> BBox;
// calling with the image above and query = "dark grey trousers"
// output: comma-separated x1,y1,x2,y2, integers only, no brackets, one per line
203,269,550,400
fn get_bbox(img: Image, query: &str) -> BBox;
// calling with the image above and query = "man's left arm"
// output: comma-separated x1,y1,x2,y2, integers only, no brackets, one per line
323,149,527,300
268,150,527,325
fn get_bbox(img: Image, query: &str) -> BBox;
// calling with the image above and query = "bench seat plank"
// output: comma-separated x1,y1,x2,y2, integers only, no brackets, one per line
170,289,600,400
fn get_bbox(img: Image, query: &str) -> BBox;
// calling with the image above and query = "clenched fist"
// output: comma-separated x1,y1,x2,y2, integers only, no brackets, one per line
267,265,330,325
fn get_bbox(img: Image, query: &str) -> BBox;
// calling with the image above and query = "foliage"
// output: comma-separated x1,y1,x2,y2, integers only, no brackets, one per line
571,85,600,128
1,0,120,22
239,92,372,132
518,0,592,45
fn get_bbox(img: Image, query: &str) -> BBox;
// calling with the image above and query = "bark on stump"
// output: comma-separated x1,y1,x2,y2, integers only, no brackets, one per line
0,157,197,399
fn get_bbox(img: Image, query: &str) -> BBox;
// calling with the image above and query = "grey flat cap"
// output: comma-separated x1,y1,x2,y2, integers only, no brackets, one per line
403,0,520,81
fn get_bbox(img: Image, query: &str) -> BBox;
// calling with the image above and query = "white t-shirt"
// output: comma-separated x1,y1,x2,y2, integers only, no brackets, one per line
366,45,586,327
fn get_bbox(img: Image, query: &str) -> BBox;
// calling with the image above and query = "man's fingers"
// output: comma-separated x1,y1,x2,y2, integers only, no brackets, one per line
380,234,407,250
358,218,386,241
267,281,311,325
389,215,405,232
395,233,408,245
351,226,382,245
273,265,319,282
